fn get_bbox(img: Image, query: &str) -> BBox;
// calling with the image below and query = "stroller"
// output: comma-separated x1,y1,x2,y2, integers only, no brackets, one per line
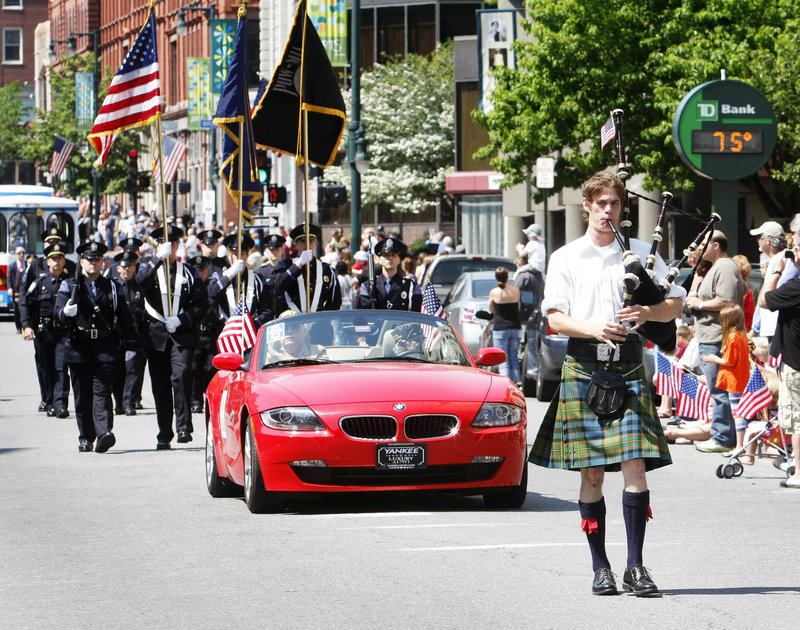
716,411,795,479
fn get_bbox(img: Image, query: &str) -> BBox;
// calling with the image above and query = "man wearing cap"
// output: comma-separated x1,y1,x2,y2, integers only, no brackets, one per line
197,229,229,271
21,227,76,293
520,223,546,273
273,223,341,313
55,241,137,453
190,254,224,413
137,225,208,449
357,237,422,311
113,249,146,415
19,242,72,417
751,220,795,339
256,233,287,292
8,246,27,333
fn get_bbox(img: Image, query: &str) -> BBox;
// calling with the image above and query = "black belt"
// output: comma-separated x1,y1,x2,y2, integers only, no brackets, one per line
73,327,115,340
567,336,642,362
38,317,67,330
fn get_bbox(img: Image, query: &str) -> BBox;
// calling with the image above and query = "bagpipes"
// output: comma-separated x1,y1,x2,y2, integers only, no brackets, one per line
605,109,719,351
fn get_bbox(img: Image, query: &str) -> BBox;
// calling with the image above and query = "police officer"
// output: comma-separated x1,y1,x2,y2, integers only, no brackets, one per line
137,225,208,449
197,229,229,271
19,242,72,416
273,223,341,313
256,233,286,313
357,237,422,311
55,241,137,453
189,255,223,413
22,227,76,289
113,249,146,415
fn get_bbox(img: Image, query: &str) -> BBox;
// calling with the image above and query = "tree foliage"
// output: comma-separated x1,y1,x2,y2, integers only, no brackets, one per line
474,0,800,216
0,82,26,170
326,41,455,213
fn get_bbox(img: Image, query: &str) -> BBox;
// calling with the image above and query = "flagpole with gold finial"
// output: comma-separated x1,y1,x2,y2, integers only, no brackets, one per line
299,0,311,310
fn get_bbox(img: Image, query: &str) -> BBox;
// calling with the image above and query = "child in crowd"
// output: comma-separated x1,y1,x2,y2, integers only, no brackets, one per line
657,325,693,418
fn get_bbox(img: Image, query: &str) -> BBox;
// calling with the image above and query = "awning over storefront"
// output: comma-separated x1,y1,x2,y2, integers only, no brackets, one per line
445,171,503,195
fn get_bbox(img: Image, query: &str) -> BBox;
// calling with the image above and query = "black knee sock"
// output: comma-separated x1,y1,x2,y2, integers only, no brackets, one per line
622,490,650,569
578,497,609,571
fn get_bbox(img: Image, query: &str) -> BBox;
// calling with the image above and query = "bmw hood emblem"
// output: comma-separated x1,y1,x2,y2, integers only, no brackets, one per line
393,403,406,411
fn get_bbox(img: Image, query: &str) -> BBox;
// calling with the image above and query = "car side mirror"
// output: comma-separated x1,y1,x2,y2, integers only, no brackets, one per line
212,352,244,371
476,347,506,366
475,310,493,321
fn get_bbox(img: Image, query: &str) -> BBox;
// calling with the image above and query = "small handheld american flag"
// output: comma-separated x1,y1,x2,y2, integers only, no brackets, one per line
655,351,682,399
735,367,774,420
421,283,446,351
217,295,257,354
676,371,712,421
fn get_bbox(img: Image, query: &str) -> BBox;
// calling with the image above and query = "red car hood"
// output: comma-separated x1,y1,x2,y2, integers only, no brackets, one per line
249,362,495,406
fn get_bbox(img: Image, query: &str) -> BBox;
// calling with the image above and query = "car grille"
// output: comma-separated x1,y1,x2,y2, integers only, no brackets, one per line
290,462,501,486
403,414,458,439
340,415,397,440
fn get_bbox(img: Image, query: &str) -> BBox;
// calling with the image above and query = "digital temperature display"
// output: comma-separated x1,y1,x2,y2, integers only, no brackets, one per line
691,130,763,154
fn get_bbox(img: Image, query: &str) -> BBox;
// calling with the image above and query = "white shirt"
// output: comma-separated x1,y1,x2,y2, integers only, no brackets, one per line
523,239,546,273
541,234,686,323
759,250,799,336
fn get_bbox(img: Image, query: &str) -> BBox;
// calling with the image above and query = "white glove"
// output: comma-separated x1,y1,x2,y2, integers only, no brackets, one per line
156,242,172,261
297,249,313,266
125,351,136,362
223,259,245,280
62,302,78,318
165,315,181,333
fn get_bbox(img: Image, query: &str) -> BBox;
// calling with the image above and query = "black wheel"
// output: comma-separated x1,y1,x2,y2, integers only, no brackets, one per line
787,465,796,477
521,353,536,397
715,464,725,479
205,423,240,498
722,463,736,479
483,463,528,509
244,420,282,513
732,461,744,477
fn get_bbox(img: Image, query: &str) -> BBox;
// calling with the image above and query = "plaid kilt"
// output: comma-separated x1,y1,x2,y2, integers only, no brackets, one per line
529,354,671,472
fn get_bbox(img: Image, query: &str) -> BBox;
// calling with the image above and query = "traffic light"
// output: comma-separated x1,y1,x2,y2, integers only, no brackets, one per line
129,149,138,173
267,184,287,205
256,151,270,184
320,184,347,205
137,173,151,191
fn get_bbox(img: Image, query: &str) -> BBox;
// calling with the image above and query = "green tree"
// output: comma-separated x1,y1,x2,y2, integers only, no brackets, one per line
474,0,800,216
0,82,26,179
326,42,455,214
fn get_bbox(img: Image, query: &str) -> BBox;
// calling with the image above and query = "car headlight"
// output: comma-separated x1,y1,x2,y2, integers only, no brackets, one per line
259,407,326,431
471,403,522,428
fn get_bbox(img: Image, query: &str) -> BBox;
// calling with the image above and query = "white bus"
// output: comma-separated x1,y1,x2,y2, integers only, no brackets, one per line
0,185,81,312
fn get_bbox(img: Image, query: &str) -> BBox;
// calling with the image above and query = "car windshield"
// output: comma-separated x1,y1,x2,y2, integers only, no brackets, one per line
258,311,472,369
430,259,513,285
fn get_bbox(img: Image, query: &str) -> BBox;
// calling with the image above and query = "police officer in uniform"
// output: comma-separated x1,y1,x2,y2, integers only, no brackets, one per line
256,233,286,306
19,242,72,416
55,241,137,453
273,223,341,313
189,255,223,413
137,225,208,449
197,229,229,271
113,249,146,415
22,228,77,290
357,237,422,311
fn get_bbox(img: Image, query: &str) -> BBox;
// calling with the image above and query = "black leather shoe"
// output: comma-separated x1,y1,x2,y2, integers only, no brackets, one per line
78,439,93,452
190,403,203,414
177,431,192,443
622,565,660,597
125,407,137,416
56,408,69,419
38,401,49,412
592,568,618,596
114,406,124,415
95,432,116,453
156,441,171,450
134,402,144,410
47,406,57,417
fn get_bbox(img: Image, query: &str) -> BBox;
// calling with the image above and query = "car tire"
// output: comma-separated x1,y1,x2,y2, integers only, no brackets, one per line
536,352,558,402
206,423,239,498
521,352,536,397
483,463,528,509
244,420,282,514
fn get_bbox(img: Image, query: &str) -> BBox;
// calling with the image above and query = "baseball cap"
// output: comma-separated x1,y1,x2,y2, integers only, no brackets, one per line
749,221,784,239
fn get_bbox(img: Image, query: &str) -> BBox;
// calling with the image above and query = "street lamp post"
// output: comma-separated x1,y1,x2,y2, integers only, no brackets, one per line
68,31,101,231
347,0,370,249
48,39,70,64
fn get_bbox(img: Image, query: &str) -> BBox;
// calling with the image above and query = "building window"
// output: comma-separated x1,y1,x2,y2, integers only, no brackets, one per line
3,28,22,63
3,0,23,9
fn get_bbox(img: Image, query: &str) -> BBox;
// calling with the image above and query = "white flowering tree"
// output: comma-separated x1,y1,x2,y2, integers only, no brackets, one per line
326,41,454,214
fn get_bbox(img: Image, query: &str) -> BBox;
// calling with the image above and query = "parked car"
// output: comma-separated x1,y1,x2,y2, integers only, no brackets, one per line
442,271,498,356
205,309,528,513
421,254,516,302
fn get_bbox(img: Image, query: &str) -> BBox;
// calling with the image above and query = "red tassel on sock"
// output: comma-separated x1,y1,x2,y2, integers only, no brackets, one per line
646,505,653,522
581,518,598,534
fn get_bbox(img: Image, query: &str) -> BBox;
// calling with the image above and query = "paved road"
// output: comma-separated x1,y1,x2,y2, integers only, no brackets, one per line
0,320,797,629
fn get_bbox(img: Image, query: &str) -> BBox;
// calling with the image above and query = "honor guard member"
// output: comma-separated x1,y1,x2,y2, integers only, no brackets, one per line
137,225,208,450
55,241,137,453
18,242,71,417
112,250,146,415
189,255,223,413
21,227,76,294
357,237,422,311
273,223,341,313
256,233,286,299
197,229,229,271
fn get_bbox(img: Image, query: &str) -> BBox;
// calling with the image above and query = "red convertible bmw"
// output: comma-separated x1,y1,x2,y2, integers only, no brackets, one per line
205,310,528,513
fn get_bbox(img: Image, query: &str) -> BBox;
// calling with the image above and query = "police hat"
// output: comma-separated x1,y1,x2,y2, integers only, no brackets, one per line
77,241,108,260
118,236,143,252
150,225,184,242
289,223,321,242
197,229,223,245
264,233,286,249
114,250,139,267
374,237,408,258
45,243,67,258
221,233,255,252
43,226,65,243
189,254,212,269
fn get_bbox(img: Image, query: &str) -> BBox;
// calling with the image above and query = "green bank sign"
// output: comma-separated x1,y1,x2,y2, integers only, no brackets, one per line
673,79,777,180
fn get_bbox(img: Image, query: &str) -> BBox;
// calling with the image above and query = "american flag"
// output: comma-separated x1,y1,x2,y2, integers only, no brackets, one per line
600,116,615,149
49,136,75,177
217,295,257,354
655,351,682,399
676,372,713,421
767,353,782,370
87,6,161,167
421,283,446,351
735,367,774,420
152,135,187,185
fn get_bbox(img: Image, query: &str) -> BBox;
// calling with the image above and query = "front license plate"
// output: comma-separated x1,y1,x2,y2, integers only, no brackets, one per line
376,443,427,470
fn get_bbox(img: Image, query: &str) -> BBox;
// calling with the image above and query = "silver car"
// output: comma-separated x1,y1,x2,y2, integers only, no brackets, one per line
442,271,499,356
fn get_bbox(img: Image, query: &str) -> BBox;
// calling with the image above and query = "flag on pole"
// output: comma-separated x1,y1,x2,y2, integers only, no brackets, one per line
217,294,257,354
735,367,774,420
676,372,713,421
421,283,446,351
600,116,615,149
87,2,161,167
251,0,346,167
49,136,75,176
655,351,682,399
213,7,263,223
152,135,187,184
